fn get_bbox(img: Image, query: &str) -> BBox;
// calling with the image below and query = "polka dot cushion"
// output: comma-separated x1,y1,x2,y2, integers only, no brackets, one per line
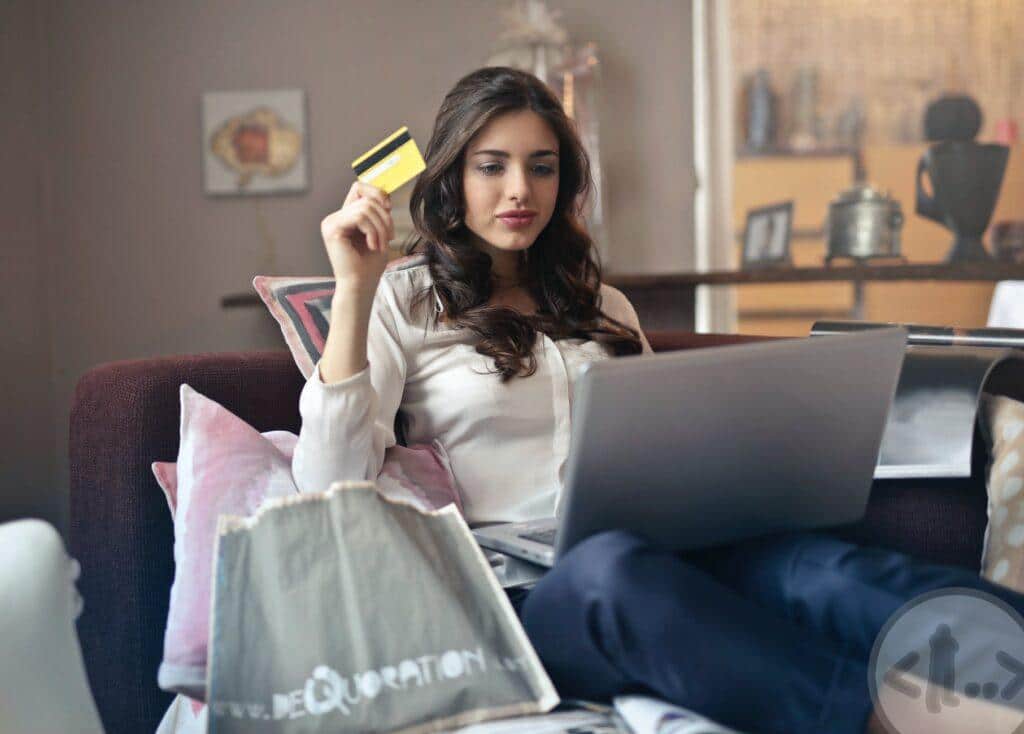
980,393,1024,590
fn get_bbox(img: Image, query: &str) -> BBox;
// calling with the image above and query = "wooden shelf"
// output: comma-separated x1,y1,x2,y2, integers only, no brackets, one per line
608,261,1024,288
736,146,858,159
734,228,826,241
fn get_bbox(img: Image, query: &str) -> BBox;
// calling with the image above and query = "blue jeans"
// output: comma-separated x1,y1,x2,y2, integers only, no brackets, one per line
516,530,1024,734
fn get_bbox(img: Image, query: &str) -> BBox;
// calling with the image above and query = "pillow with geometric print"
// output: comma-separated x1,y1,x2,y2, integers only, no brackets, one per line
979,392,1024,591
252,275,335,380
253,255,423,379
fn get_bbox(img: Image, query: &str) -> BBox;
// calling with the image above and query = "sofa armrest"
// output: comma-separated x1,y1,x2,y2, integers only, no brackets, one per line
68,350,304,734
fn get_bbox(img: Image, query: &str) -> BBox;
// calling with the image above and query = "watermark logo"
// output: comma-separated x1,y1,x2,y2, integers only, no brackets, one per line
869,588,1024,733
208,646,534,723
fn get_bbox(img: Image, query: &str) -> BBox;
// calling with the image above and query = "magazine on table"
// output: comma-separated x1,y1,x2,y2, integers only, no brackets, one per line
810,321,1024,480
612,696,743,734
442,702,621,734
441,696,743,734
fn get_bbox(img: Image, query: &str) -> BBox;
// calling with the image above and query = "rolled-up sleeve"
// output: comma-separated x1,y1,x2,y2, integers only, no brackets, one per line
292,277,407,494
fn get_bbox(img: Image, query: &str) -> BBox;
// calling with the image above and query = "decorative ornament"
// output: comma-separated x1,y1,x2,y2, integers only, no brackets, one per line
486,0,568,79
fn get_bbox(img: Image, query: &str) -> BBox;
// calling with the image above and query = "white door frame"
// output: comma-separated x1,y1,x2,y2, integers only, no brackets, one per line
692,0,737,333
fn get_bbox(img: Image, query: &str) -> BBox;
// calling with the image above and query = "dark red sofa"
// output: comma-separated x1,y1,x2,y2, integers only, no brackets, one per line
68,332,989,734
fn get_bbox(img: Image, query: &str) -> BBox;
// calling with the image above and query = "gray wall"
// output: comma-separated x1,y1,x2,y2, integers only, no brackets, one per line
2,1,57,524
2,0,694,535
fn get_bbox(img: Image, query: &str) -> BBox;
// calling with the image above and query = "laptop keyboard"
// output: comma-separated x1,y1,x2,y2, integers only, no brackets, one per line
519,527,558,547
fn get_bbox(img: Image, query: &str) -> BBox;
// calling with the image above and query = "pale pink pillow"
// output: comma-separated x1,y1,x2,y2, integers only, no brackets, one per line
153,384,461,702
151,432,298,520
151,461,177,516
376,441,462,514
156,386,299,700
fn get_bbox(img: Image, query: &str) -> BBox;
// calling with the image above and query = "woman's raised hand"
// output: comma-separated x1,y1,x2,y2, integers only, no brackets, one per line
320,180,395,291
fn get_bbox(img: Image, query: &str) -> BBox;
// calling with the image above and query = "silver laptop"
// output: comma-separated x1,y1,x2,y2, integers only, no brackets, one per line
472,327,907,568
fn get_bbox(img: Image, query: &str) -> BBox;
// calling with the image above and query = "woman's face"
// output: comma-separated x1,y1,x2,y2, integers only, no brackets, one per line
461,109,560,260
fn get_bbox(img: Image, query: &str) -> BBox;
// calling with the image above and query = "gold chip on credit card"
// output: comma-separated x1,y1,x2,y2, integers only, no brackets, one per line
351,126,427,194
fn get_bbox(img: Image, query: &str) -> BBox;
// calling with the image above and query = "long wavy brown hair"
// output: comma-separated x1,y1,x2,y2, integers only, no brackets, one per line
403,66,643,382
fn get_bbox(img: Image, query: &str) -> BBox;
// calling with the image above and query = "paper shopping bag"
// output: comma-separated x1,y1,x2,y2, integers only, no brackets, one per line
206,481,558,733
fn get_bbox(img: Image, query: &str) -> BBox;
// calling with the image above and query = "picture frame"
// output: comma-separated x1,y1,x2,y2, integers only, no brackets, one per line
742,201,794,268
201,89,309,196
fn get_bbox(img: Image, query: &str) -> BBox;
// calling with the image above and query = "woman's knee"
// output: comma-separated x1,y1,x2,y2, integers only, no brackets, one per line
535,530,650,601
521,529,698,644
521,531,648,637
694,531,846,611
520,530,653,699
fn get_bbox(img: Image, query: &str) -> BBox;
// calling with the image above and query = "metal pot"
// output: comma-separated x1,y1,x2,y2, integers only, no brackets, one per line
826,184,904,262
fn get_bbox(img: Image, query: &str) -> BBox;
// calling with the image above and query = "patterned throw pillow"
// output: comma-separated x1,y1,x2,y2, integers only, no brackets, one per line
253,255,422,379
252,275,335,379
979,393,1024,590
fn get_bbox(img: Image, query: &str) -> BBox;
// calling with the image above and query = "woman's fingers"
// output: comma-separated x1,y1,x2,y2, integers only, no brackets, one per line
329,180,394,255
353,208,381,252
322,199,390,251
345,180,392,211
357,199,391,252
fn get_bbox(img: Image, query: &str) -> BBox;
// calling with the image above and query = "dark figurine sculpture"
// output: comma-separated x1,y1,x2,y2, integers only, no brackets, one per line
923,94,983,142
916,95,1009,262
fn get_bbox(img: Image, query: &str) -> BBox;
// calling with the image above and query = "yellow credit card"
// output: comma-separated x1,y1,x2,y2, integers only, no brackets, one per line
351,126,426,194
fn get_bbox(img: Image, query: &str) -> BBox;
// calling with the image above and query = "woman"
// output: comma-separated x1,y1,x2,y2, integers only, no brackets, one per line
293,66,1022,734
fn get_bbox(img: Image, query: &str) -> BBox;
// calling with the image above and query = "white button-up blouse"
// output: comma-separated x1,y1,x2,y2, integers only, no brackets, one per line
292,255,653,524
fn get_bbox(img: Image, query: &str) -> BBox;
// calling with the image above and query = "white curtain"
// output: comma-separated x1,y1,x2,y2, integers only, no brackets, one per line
692,0,737,333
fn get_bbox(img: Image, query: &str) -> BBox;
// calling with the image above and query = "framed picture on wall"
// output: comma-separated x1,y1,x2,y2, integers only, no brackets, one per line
201,89,309,196
742,201,793,268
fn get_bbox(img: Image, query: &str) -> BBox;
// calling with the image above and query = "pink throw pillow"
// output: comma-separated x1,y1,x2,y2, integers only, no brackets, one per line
156,386,299,700
376,440,462,514
153,384,461,702
152,432,298,520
